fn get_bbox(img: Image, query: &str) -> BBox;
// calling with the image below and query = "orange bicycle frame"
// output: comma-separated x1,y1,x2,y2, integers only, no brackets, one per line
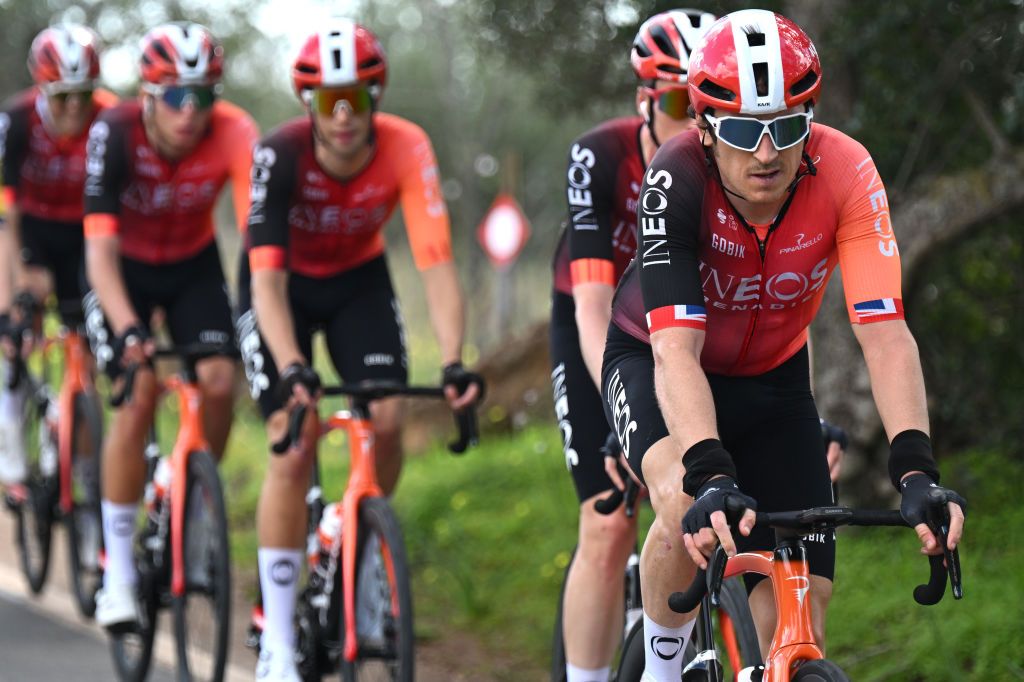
320,408,390,663
162,374,210,598
51,331,93,513
723,550,822,681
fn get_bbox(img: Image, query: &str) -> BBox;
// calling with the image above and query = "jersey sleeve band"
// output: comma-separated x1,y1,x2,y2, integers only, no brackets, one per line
249,245,287,272
646,304,707,333
83,213,119,239
570,258,615,287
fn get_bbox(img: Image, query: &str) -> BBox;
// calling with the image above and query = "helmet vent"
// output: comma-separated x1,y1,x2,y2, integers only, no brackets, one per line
359,57,382,71
295,64,317,75
753,62,769,97
743,28,765,46
331,48,342,70
699,79,736,102
152,42,173,64
790,70,819,97
649,24,679,60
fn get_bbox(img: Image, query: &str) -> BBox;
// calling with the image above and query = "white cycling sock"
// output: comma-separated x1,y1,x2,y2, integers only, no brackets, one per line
101,500,138,587
642,612,695,681
567,663,610,682
258,547,302,651
0,375,25,421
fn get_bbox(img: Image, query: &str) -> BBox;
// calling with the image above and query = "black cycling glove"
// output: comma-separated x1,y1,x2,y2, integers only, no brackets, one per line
113,324,151,363
899,473,967,528
276,362,321,403
820,418,849,450
442,361,485,400
681,476,757,536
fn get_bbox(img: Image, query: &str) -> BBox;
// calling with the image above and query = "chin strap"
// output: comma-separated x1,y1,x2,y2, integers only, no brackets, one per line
645,96,661,149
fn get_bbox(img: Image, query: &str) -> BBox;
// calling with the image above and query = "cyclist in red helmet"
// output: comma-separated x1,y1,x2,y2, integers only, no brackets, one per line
549,9,714,681
603,11,966,679
82,21,258,631
237,19,479,680
0,25,117,494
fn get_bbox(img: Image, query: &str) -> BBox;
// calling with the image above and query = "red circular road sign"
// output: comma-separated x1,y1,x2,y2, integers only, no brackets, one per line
477,193,531,269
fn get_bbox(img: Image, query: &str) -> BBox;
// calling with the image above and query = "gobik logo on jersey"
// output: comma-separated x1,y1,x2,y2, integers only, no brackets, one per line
551,363,579,470
605,369,638,460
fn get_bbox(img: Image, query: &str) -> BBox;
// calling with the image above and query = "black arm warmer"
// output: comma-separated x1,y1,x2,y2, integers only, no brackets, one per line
681,438,738,497
888,429,940,490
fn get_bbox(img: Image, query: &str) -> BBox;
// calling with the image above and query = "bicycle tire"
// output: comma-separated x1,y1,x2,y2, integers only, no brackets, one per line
15,477,53,594
65,390,104,617
717,577,762,672
792,658,850,681
172,449,231,682
339,496,414,682
15,387,55,594
550,547,574,682
614,616,700,682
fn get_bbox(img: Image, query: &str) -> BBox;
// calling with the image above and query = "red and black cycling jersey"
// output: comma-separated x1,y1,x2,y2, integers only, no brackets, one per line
82,99,257,264
551,116,644,294
0,87,118,222
247,113,452,278
611,124,905,376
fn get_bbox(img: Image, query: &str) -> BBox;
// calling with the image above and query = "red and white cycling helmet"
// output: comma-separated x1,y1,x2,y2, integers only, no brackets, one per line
139,22,223,86
28,25,101,91
291,19,387,99
631,9,717,84
688,9,822,116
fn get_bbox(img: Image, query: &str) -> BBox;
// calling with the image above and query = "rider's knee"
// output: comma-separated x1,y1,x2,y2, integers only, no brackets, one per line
578,505,635,572
196,358,235,401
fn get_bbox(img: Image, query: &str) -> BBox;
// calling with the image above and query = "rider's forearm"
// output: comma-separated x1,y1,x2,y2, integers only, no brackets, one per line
251,268,305,370
854,320,930,439
421,261,464,366
85,236,140,335
651,328,720,453
572,282,614,388
0,205,24,311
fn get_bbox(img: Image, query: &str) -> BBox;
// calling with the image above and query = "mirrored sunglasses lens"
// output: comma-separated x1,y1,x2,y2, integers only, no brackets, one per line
718,118,767,151
312,88,372,116
768,115,810,149
162,86,216,110
656,89,690,120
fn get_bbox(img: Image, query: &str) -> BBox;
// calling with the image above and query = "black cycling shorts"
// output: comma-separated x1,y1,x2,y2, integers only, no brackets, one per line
19,215,86,325
550,291,617,502
235,254,408,420
84,242,235,379
602,323,836,585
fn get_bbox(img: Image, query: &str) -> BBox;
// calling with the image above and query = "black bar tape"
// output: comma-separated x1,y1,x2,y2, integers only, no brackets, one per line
888,429,940,490
681,438,738,497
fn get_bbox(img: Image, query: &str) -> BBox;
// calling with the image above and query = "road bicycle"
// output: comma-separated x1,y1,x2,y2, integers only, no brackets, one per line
618,494,964,681
106,345,233,682
5,298,104,617
264,379,483,682
549,434,761,682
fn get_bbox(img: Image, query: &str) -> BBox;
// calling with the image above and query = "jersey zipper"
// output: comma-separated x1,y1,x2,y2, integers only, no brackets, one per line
727,195,796,373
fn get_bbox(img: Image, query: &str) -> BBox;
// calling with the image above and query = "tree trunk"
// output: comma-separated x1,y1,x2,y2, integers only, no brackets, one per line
811,147,1024,497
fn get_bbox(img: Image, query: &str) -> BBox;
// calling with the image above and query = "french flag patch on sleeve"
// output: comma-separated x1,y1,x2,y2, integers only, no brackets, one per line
853,298,904,323
646,305,707,333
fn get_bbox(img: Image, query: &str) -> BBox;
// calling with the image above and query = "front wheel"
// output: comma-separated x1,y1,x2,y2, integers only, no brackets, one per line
339,497,414,682
172,449,231,682
66,391,104,617
14,385,56,594
792,659,850,681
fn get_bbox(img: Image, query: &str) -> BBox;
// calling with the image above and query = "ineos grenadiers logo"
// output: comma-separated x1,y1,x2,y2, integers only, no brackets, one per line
855,155,898,258
0,113,10,158
235,310,270,399
551,363,579,470
567,143,597,231
606,369,638,460
248,144,277,226
84,120,109,197
640,167,673,267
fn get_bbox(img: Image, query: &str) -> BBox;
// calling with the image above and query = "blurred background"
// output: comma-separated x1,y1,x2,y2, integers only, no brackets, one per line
1,0,1021,679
